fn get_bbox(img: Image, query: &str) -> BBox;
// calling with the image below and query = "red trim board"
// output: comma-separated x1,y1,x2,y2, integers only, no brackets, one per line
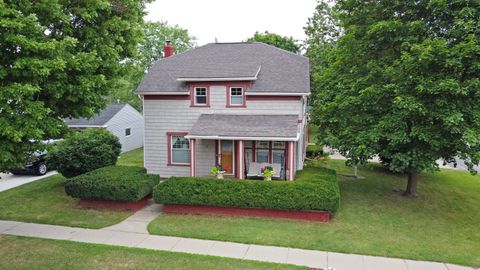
79,197,149,211
163,204,331,223
144,95,190,100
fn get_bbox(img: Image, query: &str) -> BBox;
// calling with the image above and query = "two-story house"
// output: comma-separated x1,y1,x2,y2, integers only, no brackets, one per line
136,41,310,180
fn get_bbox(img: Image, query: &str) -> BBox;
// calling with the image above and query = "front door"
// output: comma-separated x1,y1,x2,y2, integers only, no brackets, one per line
220,140,234,174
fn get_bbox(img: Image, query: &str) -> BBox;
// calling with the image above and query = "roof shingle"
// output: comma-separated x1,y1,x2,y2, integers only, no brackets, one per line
188,114,299,139
64,103,126,126
136,42,310,94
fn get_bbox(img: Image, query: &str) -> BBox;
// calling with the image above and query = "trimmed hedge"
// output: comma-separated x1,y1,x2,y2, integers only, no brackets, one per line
65,166,159,202
154,166,340,213
306,145,325,158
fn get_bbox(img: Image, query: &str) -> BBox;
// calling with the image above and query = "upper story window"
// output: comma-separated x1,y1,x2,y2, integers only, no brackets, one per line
194,87,208,106
229,87,244,106
125,128,131,137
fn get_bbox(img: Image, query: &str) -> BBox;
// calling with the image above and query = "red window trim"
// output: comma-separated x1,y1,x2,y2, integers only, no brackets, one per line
225,82,250,108
226,86,246,108
167,132,190,166
190,85,210,107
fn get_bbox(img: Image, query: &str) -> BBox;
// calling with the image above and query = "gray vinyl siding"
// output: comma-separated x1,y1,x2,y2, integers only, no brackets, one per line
106,104,144,153
144,85,307,176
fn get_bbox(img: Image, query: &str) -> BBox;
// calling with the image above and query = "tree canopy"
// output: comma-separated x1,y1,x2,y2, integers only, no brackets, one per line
247,31,301,53
0,0,149,172
308,0,480,196
110,21,196,111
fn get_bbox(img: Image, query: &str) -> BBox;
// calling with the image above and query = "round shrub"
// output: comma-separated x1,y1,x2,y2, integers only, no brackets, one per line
48,128,121,178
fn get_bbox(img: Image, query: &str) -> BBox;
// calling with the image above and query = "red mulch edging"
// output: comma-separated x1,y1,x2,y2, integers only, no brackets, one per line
163,204,331,222
79,196,149,211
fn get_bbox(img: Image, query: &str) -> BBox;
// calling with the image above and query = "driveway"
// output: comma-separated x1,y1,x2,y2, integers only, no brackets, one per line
0,171,57,192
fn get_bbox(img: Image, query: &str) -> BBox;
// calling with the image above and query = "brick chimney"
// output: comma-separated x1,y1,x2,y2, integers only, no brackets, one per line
164,40,174,58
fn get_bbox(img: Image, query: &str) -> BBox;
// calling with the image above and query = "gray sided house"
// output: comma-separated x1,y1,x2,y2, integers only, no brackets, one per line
137,42,310,180
65,103,144,153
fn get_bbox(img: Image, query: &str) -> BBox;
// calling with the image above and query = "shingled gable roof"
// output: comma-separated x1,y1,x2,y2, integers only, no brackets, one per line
136,42,310,94
186,114,300,140
64,103,127,127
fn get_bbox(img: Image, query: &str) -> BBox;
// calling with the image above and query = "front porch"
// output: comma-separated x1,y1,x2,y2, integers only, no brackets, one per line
185,114,301,181
188,139,297,180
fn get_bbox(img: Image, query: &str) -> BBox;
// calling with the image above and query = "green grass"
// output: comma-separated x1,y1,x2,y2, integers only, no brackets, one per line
0,148,145,228
148,160,480,267
308,124,319,144
117,147,144,167
0,174,132,228
0,235,303,270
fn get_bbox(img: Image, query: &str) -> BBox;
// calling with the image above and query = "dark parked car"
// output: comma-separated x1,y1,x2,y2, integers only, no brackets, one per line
9,139,61,176
9,151,48,176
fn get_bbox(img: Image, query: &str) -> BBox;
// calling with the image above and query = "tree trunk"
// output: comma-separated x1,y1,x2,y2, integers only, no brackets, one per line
354,165,358,179
403,171,418,197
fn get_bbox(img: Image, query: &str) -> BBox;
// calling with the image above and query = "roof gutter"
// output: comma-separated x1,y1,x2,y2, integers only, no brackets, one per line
176,76,257,82
67,125,107,128
185,133,300,142
246,92,310,96
135,91,190,95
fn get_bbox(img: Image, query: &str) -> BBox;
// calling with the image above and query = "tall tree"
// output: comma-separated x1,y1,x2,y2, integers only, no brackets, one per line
110,21,196,111
247,31,301,53
0,0,149,172
304,0,341,98
310,0,480,196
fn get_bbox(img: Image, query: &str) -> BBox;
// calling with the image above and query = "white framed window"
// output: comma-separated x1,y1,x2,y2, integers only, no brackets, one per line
230,87,243,106
171,135,190,164
255,141,269,163
256,141,269,149
125,128,131,136
273,141,286,149
194,87,207,105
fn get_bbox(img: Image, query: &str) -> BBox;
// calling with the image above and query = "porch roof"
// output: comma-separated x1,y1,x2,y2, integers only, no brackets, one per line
185,114,300,141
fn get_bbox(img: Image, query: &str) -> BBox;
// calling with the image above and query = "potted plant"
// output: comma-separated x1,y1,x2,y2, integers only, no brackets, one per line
210,165,226,179
261,166,275,181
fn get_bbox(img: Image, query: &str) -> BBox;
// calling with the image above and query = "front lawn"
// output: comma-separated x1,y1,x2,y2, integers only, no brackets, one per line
117,147,144,167
148,160,480,267
0,235,302,270
0,174,132,228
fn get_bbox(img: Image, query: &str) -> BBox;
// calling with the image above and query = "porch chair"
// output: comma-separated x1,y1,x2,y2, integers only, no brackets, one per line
246,162,261,178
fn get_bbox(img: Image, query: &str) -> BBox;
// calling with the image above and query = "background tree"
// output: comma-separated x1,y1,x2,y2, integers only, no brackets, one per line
0,0,149,172
310,0,480,196
247,31,301,53
110,21,196,111
304,0,341,98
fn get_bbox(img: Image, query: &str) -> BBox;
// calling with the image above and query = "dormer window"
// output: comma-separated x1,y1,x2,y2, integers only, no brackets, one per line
228,87,244,107
194,87,208,106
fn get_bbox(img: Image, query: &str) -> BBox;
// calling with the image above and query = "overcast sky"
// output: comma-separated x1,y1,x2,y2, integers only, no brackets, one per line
145,0,317,46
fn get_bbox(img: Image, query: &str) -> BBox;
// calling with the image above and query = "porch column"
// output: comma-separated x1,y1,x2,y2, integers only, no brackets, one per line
238,140,245,179
288,141,295,181
190,139,196,177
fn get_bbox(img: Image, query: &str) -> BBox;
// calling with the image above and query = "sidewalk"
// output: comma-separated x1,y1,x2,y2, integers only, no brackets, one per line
0,219,476,270
0,171,57,192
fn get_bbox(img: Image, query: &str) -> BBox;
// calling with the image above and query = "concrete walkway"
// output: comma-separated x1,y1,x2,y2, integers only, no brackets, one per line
0,171,57,192
0,220,476,270
102,200,162,234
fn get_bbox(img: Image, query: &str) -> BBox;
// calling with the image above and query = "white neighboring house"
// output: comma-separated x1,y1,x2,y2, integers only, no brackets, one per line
65,103,144,153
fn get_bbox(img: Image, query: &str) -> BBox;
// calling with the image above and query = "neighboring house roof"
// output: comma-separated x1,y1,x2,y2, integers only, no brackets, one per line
186,114,300,141
65,103,127,127
136,42,310,94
